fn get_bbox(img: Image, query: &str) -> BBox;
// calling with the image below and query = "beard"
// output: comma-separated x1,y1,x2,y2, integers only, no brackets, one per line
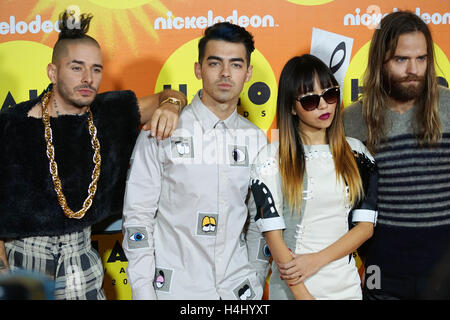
383,72,425,102
57,82,98,108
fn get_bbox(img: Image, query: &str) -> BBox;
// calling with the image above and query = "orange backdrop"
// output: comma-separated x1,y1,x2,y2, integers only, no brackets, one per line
1,0,448,300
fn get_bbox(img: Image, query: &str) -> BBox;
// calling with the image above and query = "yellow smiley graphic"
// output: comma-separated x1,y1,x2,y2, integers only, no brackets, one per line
0,40,52,110
155,37,277,133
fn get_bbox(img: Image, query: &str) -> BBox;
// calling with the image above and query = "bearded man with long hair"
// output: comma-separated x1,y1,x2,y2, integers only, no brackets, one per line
343,11,450,300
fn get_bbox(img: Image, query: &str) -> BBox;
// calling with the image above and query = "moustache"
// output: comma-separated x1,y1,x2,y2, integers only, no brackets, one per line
397,75,425,82
217,80,234,86
75,85,97,92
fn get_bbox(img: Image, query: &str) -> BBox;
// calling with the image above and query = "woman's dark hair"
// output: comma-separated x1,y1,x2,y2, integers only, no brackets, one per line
277,54,363,211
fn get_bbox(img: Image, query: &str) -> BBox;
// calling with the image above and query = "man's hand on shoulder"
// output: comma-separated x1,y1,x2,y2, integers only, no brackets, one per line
138,89,187,140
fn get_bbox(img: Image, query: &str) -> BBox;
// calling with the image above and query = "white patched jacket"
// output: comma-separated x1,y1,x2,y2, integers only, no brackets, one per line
249,139,378,300
249,138,378,234
122,91,270,300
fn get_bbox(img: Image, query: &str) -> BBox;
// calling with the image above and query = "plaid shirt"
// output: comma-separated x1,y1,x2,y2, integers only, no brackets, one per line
5,227,105,300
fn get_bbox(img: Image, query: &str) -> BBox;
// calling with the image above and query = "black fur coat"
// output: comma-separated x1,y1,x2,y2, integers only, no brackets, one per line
0,86,140,238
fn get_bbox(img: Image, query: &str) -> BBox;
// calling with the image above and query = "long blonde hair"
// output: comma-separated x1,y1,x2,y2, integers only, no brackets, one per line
362,11,441,154
277,55,363,212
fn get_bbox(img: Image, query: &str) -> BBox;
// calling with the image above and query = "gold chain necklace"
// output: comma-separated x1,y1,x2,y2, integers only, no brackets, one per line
41,90,101,219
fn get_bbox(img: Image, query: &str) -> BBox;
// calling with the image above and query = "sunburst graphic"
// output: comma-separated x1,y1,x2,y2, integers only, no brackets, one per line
26,0,172,58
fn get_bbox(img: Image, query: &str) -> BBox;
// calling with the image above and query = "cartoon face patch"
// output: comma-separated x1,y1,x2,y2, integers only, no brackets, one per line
196,213,219,236
125,227,150,250
171,137,194,158
233,279,256,300
155,270,165,289
228,145,249,167
202,216,216,233
154,267,173,293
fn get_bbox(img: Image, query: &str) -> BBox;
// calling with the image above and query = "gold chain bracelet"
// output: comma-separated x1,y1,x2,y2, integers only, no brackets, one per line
41,91,101,219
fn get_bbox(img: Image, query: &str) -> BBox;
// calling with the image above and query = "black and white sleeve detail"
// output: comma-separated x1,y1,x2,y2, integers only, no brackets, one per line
250,179,286,232
351,150,378,226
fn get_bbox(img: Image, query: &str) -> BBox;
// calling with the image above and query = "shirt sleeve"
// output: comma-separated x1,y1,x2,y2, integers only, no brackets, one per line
245,193,270,294
122,130,162,300
249,143,286,233
349,139,378,226
245,136,272,294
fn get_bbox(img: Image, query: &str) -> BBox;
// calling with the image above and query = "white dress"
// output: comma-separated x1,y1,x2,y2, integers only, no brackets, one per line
250,138,377,300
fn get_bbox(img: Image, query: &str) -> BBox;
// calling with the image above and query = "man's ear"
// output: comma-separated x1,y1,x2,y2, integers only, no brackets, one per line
245,65,253,83
194,61,202,80
47,63,57,84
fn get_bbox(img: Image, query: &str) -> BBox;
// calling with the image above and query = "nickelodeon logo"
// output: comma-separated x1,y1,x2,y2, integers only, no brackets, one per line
154,10,276,31
0,15,60,35
344,7,450,27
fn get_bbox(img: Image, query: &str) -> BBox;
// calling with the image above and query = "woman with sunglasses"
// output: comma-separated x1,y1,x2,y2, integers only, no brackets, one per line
250,54,378,299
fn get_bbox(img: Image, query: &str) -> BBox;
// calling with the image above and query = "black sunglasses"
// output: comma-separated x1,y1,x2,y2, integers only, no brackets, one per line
296,86,340,111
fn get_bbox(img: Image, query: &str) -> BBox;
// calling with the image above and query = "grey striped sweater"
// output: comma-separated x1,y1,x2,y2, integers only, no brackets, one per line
343,86,450,276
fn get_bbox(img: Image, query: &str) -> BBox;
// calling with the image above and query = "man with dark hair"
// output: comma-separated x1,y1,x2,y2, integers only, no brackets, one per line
122,22,270,300
197,21,255,65
0,11,186,299
343,10,450,299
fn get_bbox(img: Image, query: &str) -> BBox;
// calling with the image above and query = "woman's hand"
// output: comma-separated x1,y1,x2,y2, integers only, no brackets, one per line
277,251,327,285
